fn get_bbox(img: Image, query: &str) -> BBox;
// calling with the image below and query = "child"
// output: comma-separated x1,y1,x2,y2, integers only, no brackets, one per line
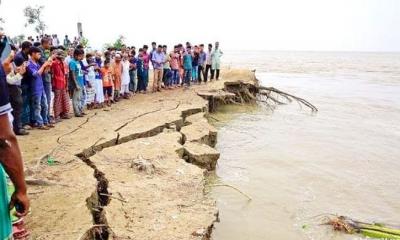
94,52,105,108
111,54,122,101
183,47,193,87
192,46,200,84
69,49,85,117
136,49,145,93
50,50,70,122
101,60,114,107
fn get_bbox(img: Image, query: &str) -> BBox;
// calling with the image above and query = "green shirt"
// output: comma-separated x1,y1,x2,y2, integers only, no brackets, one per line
163,54,171,69
0,166,11,240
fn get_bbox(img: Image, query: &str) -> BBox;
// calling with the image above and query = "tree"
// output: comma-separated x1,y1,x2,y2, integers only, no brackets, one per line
23,5,46,35
80,37,89,48
104,35,126,50
113,35,125,50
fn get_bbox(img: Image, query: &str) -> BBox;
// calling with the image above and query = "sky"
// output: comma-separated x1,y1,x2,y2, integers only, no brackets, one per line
0,0,399,52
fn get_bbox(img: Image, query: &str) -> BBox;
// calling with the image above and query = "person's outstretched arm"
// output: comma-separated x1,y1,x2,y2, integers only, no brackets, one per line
0,114,29,216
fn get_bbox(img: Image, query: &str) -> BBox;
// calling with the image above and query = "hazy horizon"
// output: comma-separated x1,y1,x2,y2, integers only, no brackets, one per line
1,0,399,52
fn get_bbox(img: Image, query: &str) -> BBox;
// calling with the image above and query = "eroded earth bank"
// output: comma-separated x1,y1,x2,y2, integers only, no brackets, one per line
19,69,257,240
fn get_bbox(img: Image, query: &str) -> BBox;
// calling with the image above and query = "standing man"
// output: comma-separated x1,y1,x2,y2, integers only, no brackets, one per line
26,47,53,130
14,42,33,131
211,41,223,80
69,49,85,117
183,46,193,87
38,37,53,123
170,46,180,88
162,45,171,89
151,45,165,92
63,35,71,48
198,44,206,83
128,49,137,94
10,41,32,135
6,51,28,135
205,44,213,81
142,45,150,93
0,51,30,240
121,53,131,98
52,34,60,47
149,42,157,68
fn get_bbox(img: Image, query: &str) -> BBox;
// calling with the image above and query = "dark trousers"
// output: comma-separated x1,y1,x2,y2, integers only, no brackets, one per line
211,69,220,80
137,72,146,91
205,64,212,82
198,65,205,82
21,84,33,125
8,85,23,132
184,69,192,86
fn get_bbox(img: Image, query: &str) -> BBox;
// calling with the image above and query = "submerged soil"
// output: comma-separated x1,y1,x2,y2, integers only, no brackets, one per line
18,69,256,240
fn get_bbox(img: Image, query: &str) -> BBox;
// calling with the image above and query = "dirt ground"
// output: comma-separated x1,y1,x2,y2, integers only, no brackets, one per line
18,69,255,240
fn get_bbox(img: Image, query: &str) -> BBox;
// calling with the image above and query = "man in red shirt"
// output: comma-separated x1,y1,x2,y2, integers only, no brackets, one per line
50,50,70,121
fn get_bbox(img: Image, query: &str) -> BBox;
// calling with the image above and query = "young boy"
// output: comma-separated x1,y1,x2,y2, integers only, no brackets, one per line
69,49,85,117
142,45,150,92
50,50,70,122
162,45,172,89
137,50,146,93
26,47,53,129
192,45,200,83
169,45,180,88
101,60,114,106
111,54,122,101
183,47,193,87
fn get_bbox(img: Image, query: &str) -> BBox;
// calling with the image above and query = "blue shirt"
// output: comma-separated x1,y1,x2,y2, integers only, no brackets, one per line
136,58,143,75
69,59,84,87
183,54,193,70
26,60,44,95
95,59,102,80
130,57,137,70
199,52,206,66
151,51,165,70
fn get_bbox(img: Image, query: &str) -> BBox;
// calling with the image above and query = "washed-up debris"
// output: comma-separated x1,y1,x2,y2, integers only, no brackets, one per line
325,215,400,239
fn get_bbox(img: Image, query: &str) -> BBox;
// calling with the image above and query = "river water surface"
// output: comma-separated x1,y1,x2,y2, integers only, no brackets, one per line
208,51,400,239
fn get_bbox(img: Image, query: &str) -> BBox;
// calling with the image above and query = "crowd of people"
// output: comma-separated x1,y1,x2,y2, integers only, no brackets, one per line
4,35,224,135
0,33,225,239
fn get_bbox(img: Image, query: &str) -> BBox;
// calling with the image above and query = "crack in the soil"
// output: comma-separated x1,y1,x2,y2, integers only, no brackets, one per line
74,102,207,240
57,112,98,144
114,101,181,132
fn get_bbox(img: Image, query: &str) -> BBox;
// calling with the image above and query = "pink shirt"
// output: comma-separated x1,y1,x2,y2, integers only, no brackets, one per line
170,52,179,70
142,52,150,70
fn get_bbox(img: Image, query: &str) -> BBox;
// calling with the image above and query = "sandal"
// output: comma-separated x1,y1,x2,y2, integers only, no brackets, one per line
37,125,50,130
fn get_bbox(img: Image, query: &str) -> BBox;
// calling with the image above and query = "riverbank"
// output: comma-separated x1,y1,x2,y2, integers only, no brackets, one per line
18,69,257,239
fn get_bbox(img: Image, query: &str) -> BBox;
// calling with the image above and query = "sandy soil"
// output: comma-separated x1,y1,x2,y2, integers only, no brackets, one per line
18,69,255,240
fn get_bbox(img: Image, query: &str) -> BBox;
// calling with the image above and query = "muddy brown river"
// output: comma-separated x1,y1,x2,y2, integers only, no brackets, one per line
208,51,400,239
